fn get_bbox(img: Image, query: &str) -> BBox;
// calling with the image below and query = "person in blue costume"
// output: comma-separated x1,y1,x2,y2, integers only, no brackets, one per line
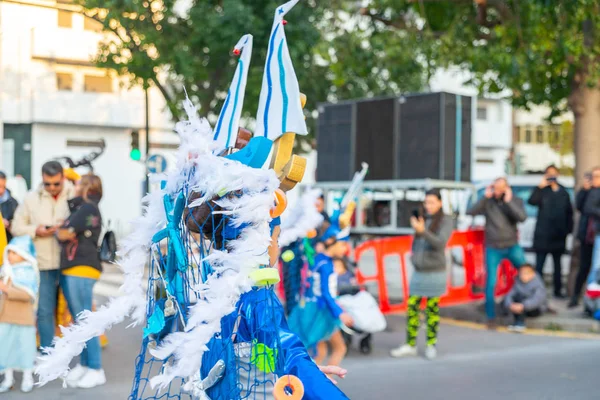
281,194,329,316
288,225,354,367
194,213,350,400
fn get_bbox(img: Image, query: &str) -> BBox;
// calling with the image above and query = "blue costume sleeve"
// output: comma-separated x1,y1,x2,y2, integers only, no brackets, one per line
316,258,343,318
279,318,350,400
244,289,349,400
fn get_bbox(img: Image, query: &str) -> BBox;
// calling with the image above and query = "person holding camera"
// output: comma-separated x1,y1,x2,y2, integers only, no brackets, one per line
391,189,453,360
528,165,573,299
468,177,527,328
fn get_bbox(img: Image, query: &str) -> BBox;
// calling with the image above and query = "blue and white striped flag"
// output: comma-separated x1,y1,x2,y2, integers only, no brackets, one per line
213,34,253,154
255,0,308,141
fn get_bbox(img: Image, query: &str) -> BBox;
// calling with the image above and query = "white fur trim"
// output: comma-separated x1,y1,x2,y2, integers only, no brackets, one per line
36,97,279,391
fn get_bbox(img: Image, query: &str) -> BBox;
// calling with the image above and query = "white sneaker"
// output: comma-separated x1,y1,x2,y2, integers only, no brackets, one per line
390,344,418,358
77,369,106,389
508,325,526,333
425,345,437,360
0,378,13,393
66,364,88,388
21,373,34,393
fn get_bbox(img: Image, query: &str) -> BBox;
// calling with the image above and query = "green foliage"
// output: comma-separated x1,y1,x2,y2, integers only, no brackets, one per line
356,0,600,119
548,121,574,156
78,0,426,143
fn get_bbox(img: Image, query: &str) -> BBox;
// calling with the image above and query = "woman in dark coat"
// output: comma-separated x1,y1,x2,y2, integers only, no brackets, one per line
528,166,574,298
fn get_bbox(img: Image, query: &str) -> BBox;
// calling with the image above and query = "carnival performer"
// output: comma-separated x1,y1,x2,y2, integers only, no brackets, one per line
288,225,354,366
279,189,324,315
37,1,351,399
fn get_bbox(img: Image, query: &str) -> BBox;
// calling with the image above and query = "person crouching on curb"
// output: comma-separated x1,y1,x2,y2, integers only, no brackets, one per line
504,263,547,333
0,236,40,393
391,189,453,360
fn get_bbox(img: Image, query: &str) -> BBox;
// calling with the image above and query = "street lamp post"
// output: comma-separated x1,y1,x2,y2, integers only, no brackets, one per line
145,86,150,194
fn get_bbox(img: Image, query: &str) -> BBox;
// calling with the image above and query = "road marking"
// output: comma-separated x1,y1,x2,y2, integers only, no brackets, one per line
439,317,600,340
94,281,123,298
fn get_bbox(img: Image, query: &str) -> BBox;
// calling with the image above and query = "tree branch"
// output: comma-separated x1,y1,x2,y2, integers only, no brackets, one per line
359,8,447,37
150,76,180,120
359,8,412,30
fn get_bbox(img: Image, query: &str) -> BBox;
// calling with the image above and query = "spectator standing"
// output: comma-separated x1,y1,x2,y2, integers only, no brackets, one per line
0,171,20,242
11,161,75,350
570,168,600,308
57,174,105,389
528,165,573,298
390,189,453,360
468,177,527,328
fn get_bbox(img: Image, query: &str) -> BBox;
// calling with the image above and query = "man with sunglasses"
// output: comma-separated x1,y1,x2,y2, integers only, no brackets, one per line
11,161,76,350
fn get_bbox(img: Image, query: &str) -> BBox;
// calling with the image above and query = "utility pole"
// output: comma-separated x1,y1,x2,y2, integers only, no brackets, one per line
145,86,150,194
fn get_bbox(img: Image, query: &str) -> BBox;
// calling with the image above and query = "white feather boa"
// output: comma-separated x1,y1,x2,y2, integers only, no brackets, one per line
278,188,324,248
36,98,279,389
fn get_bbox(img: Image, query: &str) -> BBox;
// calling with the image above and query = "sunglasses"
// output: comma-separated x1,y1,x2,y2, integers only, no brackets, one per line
43,182,62,187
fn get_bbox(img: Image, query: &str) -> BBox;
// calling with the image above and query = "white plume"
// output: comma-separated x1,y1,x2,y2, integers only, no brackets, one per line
36,97,279,391
279,188,324,247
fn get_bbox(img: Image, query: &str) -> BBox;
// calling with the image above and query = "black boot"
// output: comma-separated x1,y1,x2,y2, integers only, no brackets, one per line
567,298,579,309
359,334,372,354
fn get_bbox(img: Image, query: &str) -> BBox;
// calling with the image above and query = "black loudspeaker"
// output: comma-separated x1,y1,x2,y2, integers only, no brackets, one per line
316,92,472,182
355,98,396,181
316,103,354,182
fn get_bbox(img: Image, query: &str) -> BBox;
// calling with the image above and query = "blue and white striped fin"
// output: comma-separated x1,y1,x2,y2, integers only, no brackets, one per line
213,34,253,154
254,0,308,141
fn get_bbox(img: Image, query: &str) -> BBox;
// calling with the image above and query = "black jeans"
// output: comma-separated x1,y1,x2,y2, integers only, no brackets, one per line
513,309,542,325
573,243,595,302
536,251,563,296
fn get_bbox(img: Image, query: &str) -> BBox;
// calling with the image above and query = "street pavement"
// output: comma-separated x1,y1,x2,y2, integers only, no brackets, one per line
3,271,599,399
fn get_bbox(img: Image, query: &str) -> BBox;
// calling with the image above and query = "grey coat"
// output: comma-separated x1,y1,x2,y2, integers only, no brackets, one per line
503,275,547,312
468,196,527,249
411,214,453,272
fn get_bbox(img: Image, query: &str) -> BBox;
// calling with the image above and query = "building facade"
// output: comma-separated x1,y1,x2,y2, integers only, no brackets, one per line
512,105,574,174
0,0,178,237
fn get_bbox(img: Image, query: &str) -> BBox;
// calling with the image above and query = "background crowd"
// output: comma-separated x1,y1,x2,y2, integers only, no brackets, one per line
1,162,600,393
0,162,106,392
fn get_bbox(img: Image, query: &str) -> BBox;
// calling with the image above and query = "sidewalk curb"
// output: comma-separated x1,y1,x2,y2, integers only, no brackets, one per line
384,312,600,340
439,317,600,340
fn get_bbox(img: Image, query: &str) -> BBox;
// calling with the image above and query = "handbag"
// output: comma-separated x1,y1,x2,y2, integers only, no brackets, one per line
99,220,117,263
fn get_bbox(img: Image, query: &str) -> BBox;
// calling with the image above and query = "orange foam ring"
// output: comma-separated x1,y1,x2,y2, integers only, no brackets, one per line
270,188,287,219
273,375,304,400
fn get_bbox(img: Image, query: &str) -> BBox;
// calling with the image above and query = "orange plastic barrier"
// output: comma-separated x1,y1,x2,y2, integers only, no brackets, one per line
354,229,516,313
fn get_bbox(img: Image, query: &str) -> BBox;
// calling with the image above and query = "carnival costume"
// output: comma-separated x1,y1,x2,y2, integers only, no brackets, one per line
37,1,348,399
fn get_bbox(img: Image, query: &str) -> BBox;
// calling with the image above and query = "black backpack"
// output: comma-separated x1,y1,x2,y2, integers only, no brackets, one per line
99,221,117,263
